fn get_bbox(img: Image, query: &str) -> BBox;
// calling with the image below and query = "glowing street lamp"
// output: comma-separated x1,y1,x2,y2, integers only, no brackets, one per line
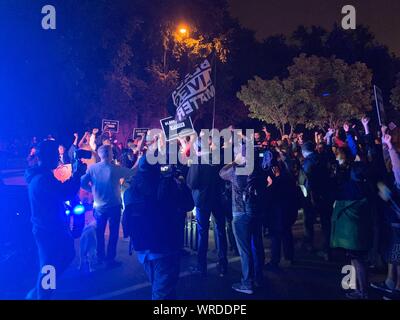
179,27,188,35
177,24,189,38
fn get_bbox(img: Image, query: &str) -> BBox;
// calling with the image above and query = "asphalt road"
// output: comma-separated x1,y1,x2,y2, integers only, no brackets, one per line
0,219,387,300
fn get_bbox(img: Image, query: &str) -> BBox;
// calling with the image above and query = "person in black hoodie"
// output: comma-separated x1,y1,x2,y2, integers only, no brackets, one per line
186,145,228,276
266,160,299,269
123,140,191,299
301,141,333,258
25,139,86,300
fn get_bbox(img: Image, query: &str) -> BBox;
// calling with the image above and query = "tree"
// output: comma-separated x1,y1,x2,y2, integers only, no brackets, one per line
237,77,303,135
286,54,373,128
238,54,373,134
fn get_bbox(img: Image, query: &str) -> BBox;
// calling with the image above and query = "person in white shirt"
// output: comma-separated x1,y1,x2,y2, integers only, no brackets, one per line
81,145,137,267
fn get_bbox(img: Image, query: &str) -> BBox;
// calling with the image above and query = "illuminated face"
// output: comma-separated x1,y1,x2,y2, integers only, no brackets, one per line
254,132,261,141
58,145,65,155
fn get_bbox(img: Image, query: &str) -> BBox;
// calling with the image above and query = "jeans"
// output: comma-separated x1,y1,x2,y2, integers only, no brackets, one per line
142,253,180,300
195,207,228,270
95,205,121,261
29,230,75,300
233,213,265,288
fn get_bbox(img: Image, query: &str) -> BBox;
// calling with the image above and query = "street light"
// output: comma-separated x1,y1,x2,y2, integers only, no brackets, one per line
163,24,190,73
179,27,188,35
177,24,189,38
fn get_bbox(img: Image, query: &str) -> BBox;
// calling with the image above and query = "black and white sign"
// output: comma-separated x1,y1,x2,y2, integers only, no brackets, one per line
160,116,195,141
133,128,149,139
374,85,386,126
102,119,119,133
172,59,215,122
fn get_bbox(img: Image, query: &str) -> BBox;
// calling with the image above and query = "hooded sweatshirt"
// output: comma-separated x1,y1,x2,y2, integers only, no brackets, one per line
25,166,81,234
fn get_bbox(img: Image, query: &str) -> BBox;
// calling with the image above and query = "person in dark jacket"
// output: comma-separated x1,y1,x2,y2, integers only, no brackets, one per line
186,146,228,276
123,146,187,299
25,139,86,299
301,141,333,258
58,144,71,165
265,161,299,269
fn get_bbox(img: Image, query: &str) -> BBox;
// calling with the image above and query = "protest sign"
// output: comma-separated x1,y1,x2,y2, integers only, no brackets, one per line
102,119,119,133
54,164,72,183
133,128,149,139
160,116,195,141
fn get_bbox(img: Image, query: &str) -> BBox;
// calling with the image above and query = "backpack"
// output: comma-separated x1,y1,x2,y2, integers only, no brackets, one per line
158,171,194,214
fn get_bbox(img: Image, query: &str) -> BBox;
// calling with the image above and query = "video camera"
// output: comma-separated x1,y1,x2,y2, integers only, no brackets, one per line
74,149,92,161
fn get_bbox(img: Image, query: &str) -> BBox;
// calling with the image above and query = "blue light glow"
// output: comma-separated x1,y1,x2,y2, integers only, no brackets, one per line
73,204,85,215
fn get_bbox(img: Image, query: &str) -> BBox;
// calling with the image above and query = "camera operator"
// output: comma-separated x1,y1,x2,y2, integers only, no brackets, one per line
123,133,192,300
25,139,87,300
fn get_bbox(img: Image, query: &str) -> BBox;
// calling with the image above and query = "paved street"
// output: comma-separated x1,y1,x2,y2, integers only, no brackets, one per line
0,217,386,300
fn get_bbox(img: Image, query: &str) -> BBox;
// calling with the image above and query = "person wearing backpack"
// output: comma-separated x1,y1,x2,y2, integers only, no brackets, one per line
219,150,266,295
123,150,190,299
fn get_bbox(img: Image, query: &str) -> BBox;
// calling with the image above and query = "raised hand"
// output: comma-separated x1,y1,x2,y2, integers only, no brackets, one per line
361,117,370,134
381,125,388,136
361,116,370,127
382,133,393,149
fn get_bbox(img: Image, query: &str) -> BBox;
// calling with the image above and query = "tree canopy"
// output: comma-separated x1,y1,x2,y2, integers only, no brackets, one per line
238,54,373,134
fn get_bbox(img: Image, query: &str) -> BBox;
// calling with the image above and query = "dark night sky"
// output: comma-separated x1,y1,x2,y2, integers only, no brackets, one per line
229,0,400,56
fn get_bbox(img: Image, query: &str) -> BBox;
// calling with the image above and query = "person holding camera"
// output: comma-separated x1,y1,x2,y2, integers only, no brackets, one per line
81,144,136,268
25,139,87,300
123,135,191,299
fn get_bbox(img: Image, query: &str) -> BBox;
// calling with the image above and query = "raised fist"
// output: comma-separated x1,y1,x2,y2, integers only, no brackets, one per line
361,116,370,126
382,133,392,148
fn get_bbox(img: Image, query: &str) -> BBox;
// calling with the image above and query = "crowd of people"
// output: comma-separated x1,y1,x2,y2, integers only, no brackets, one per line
23,117,400,300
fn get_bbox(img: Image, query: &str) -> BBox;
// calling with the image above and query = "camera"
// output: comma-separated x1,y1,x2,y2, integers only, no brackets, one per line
74,149,92,160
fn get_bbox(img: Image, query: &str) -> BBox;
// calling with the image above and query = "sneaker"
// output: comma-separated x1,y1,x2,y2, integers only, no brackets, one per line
281,260,294,268
217,263,228,277
345,290,368,300
190,266,207,277
316,250,330,261
370,281,395,293
383,289,400,301
232,283,253,295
